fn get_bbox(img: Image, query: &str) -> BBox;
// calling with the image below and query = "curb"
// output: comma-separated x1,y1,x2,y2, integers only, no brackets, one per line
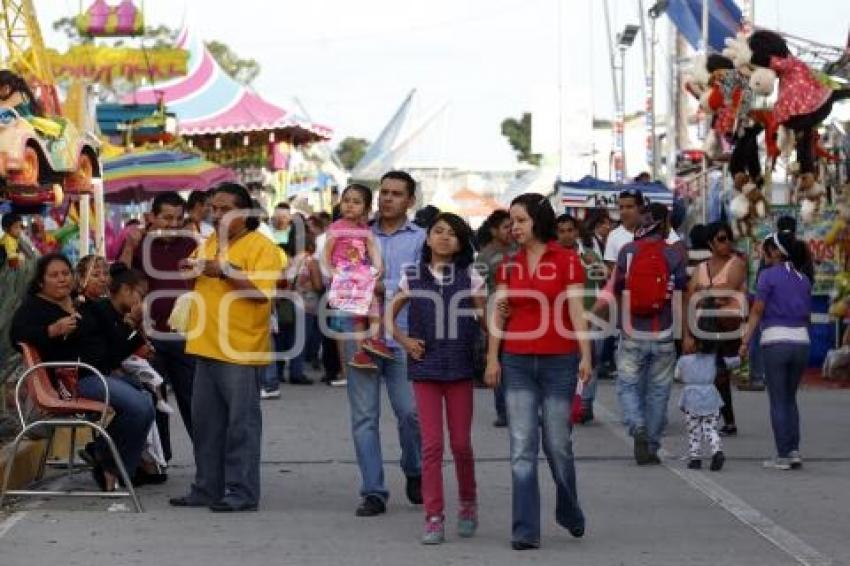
0,438,48,492
0,428,91,496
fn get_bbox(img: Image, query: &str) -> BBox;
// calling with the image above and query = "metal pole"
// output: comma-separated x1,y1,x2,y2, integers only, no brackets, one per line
637,0,649,74
650,15,658,178
741,0,754,33
638,0,656,178
700,0,710,216
602,0,621,110
557,0,564,179
617,45,627,182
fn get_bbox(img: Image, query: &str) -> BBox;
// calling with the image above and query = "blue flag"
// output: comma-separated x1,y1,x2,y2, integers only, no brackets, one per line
665,0,743,52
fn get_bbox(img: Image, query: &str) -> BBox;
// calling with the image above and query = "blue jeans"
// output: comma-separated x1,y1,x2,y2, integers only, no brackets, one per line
616,338,677,453
151,336,195,437
189,357,263,506
581,337,605,408
493,381,507,421
502,353,584,544
77,373,155,477
762,342,809,457
278,320,307,381
344,339,421,501
303,312,321,363
261,333,280,392
749,326,765,385
292,313,319,378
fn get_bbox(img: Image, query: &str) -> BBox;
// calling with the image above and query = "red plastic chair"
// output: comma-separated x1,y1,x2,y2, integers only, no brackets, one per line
0,343,143,512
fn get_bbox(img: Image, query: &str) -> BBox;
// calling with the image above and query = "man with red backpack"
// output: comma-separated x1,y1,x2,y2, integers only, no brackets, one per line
614,203,688,465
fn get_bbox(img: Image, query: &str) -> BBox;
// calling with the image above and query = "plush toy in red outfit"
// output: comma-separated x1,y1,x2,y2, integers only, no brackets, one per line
685,55,770,238
684,53,778,202
724,30,850,197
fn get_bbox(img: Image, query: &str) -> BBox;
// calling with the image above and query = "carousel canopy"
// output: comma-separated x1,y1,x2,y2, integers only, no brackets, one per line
97,103,175,138
103,149,236,202
127,27,331,144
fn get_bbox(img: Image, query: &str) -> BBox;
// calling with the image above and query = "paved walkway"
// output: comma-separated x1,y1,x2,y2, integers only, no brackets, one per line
1,375,848,566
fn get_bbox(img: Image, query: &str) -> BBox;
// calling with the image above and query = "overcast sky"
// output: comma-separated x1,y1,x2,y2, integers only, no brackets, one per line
39,1,850,170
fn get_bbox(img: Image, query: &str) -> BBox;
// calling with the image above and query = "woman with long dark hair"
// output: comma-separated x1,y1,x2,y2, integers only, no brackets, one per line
687,222,747,435
390,212,484,544
577,210,612,422
741,231,812,470
582,209,612,260
0,69,44,117
475,209,513,426
11,254,155,491
484,193,592,549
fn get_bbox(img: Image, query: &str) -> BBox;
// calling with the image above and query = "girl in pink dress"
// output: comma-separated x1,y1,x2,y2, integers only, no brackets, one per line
322,184,390,370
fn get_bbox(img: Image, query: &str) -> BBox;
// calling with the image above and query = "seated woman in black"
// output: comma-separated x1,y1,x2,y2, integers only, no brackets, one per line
82,263,169,485
10,253,155,491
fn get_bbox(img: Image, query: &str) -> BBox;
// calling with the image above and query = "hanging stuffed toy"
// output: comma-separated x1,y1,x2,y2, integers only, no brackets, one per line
798,176,827,224
829,271,850,318
825,191,850,270
826,191,850,318
684,53,779,190
730,179,768,239
724,30,850,214
684,58,721,158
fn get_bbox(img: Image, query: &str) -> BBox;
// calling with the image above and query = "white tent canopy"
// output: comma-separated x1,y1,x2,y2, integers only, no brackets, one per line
350,89,450,181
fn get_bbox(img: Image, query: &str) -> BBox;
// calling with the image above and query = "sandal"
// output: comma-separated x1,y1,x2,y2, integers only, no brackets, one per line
90,464,116,492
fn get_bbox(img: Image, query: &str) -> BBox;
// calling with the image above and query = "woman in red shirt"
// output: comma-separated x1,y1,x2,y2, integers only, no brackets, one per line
484,193,592,550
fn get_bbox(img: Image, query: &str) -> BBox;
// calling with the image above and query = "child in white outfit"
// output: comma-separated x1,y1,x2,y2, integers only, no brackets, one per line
121,355,174,415
676,337,725,471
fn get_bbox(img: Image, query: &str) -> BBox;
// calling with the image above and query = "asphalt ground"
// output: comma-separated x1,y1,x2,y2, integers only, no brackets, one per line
1,373,848,566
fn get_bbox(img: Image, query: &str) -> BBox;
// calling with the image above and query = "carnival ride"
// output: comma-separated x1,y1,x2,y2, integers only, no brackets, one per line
77,0,144,38
0,0,101,206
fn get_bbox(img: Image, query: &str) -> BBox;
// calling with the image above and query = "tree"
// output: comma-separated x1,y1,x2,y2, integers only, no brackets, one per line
52,17,86,44
52,17,178,48
205,41,260,85
335,137,371,171
52,19,260,84
500,112,541,166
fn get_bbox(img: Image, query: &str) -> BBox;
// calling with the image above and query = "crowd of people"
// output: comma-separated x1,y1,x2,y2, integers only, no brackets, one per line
5,168,816,549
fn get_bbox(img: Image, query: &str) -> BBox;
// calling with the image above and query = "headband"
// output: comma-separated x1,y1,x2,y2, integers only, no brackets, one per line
768,232,790,257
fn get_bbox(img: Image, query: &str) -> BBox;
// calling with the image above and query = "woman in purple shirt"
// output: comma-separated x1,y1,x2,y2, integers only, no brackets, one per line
741,231,812,471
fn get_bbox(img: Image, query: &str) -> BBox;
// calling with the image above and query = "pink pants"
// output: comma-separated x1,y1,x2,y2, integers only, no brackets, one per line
413,380,477,518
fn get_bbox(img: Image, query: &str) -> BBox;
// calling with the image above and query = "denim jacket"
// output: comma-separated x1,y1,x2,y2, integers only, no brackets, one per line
676,353,724,416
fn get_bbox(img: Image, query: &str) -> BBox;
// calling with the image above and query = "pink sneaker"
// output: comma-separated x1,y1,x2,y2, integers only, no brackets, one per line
457,502,478,537
421,515,445,545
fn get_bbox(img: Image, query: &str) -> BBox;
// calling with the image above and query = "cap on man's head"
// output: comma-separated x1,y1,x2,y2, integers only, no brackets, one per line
618,187,644,206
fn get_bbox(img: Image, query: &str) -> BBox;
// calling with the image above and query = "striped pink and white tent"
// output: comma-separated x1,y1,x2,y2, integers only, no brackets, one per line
127,27,332,144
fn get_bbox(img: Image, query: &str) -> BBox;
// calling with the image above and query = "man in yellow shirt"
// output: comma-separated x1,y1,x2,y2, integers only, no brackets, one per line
169,183,283,512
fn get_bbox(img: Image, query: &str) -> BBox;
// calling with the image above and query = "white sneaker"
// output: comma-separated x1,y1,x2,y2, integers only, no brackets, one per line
763,457,791,470
261,388,281,400
789,451,803,469
330,378,348,387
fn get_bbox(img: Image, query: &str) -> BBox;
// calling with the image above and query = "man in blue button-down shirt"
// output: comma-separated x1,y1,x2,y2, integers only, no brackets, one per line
346,171,424,517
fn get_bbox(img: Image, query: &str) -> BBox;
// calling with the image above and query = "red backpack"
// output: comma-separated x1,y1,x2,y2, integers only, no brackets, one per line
625,239,670,317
